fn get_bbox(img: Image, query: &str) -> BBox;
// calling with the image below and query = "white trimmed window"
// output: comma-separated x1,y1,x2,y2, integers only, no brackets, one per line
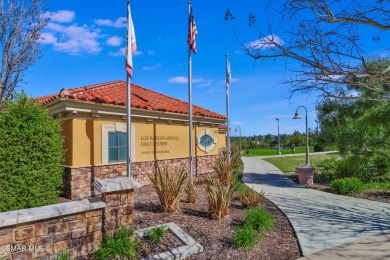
102,124,135,164
197,129,217,152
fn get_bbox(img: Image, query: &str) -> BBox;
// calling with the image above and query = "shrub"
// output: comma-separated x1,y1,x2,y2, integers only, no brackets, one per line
372,156,390,177
94,225,140,260
245,207,275,232
232,225,260,249
238,188,265,208
214,145,242,185
213,152,234,185
147,164,188,212
314,143,325,152
0,92,64,212
366,178,390,191
147,225,168,245
233,181,246,193
334,156,369,181
330,177,366,195
204,177,234,219
232,169,245,193
184,177,197,203
314,157,338,182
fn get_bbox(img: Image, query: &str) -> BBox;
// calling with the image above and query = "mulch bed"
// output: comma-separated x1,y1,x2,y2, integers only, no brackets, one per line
137,230,185,258
133,183,301,259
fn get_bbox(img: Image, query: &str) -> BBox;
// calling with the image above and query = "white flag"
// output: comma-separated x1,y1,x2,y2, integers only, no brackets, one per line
126,2,136,78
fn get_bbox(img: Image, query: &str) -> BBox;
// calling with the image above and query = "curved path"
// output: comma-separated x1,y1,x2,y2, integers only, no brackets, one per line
242,156,390,258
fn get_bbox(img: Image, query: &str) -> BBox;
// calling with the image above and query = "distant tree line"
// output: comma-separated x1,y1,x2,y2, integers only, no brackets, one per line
230,129,319,150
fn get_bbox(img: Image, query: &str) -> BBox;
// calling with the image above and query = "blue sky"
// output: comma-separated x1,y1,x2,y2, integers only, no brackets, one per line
21,0,384,136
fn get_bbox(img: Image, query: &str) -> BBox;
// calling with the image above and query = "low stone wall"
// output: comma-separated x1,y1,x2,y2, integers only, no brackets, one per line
64,155,218,201
0,178,139,260
0,200,105,260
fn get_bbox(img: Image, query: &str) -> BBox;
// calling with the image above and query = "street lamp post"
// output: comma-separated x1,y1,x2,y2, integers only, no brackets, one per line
293,106,315,185
293,106,309,165
275,117,281,155
235,126,241,152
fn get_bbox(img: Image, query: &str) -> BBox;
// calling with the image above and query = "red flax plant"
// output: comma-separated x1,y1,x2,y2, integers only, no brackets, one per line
238,187,265,208
184,176,197,203
147,164,188,213
214,145,242,185
204,176,235,219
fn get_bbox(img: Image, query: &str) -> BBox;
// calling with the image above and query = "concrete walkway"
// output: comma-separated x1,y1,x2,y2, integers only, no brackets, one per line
242,156,390,258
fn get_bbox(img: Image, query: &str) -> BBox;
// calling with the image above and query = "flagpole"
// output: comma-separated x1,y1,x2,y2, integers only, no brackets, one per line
188,1,193,183
226,54,231,162
126,0,132,178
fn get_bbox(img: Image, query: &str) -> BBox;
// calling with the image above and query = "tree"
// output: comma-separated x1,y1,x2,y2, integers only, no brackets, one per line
0,0,49,106
318,95,390,156
286,131,308,147
316,57,390,175
225,0,390,101
0,92,64,211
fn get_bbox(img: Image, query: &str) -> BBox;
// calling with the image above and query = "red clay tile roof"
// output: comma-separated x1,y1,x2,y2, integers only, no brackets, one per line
218,125,228,131
38,80,226,120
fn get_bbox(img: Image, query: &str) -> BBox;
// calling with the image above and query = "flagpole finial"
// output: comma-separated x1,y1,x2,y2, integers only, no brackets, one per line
226,53,229,57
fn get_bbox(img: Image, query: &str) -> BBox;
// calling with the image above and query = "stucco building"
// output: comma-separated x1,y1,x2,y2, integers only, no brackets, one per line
39,80,227,200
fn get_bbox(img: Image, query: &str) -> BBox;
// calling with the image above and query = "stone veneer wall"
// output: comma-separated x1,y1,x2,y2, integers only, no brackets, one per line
101,189,134,237
64,155,218,201
0,202,104,259
0,182,137,260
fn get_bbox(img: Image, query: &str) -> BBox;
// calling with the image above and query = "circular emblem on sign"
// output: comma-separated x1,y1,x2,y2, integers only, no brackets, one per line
197,129,217,152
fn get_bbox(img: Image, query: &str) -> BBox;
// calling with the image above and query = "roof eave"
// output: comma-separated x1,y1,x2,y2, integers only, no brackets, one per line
44,98,226,124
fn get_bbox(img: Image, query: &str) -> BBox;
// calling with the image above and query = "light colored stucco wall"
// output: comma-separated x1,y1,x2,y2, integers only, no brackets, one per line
61,119,73,166
63,118,226,167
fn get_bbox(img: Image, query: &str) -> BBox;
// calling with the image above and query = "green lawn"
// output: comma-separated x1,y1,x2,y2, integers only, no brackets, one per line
263,153,340,173
242,147,311,157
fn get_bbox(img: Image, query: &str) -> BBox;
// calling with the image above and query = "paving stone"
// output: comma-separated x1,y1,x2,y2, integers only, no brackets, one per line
242,156,390,256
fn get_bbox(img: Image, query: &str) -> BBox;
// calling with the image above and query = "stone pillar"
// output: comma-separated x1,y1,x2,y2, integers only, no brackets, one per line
94,177,141,237
296,165,315,185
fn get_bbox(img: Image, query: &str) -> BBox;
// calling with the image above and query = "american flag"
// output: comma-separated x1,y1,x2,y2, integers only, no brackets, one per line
188,6,198,54
126,2,136,78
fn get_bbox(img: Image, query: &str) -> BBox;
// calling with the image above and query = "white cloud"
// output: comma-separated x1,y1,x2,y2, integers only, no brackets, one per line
232,122,245,126
110,48,125,57
45,23,101,55
169,76,187,83
245,34,283,50
42,12,140,56
196,79,214,87
94,17,127,28
219,77,239,85
133,50,143,56
40,32,57,44
197,82,212,88
44,10,75,23
142,63,162,71
168,77,204,84
109,48,143,57
106,36,122,46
